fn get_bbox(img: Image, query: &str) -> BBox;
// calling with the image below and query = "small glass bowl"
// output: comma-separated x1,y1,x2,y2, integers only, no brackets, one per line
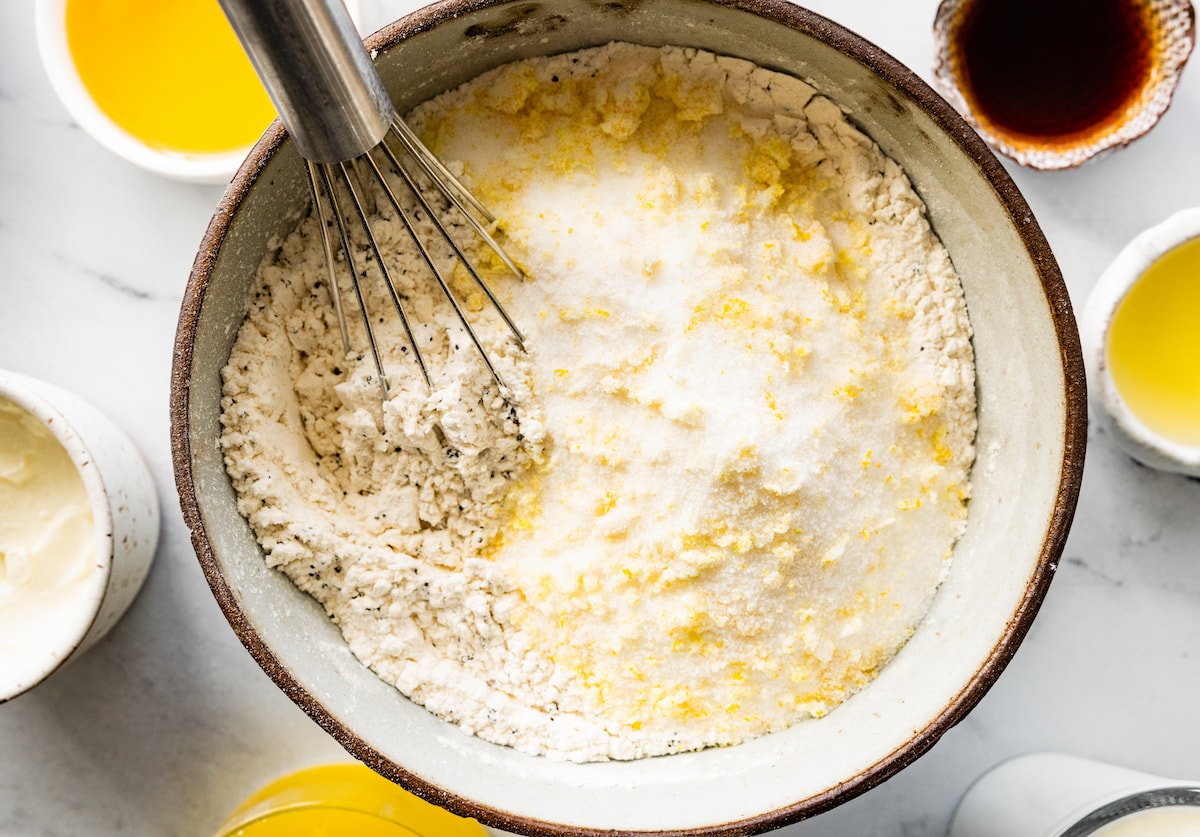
213,764,489,837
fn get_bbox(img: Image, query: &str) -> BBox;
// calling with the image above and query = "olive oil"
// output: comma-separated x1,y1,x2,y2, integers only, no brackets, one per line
226,808,418,837
1107,236,1200,447
215,764,487,837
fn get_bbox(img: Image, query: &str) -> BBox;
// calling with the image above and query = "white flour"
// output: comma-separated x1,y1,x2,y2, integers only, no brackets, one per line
220,43,976,762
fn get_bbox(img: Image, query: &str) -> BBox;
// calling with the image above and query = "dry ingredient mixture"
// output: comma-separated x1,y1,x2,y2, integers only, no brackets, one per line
220,43,976,762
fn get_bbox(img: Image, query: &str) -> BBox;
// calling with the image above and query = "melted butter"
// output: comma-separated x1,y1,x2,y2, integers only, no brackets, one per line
1107,237,1200,447
0,396,96,686
65,0,275,155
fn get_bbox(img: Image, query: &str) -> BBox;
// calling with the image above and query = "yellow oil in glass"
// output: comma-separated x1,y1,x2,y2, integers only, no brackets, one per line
1106,236,1200,447
216,764,488,837
227,807,419,837
65,0,275,154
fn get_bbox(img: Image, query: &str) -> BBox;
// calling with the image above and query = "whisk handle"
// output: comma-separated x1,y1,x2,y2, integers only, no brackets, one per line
218,0,392,163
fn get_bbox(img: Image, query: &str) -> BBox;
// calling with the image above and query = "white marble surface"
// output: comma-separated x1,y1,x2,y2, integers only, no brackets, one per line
2,1,1199,835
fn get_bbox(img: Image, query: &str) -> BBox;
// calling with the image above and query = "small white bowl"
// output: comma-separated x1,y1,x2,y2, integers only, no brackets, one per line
0,370,160,703
1081,208,1200,477
33,0,362,184
950,753,1200,837
931,0,1196,171
33,0,253,183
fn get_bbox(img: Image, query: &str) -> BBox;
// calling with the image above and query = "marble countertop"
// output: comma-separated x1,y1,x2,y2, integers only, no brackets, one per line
2,1,1199,835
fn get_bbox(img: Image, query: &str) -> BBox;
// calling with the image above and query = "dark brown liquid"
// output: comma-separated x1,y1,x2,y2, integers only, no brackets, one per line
954,0,1154,142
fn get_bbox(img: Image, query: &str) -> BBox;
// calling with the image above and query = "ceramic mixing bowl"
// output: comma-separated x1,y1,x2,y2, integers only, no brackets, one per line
171,0,1087,833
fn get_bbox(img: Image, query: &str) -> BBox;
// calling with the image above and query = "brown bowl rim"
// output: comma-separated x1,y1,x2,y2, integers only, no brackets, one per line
169,0,1087,833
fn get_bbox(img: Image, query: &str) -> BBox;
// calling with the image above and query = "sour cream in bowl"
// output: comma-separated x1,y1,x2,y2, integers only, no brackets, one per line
0,370,159,702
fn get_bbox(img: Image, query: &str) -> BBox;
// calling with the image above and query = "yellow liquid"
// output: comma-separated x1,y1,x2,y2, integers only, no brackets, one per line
65,0,275,154
228,808,419,837
1107,236,1200,446
215,764,487,837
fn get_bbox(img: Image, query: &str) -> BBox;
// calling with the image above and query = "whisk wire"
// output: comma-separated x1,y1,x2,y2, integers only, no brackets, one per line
386,117,526,282
361,148,513,391
375,135,527,348
304,121,531,397
330,158,432,395
222,0,524,400
310,161,409,397
389,117,493,223
306,160,352,353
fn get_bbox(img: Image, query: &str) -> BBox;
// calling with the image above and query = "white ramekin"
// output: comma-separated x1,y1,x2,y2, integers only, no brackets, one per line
33,0,254,183
949,753,1200,837
33,0,361,184
1080,208,1200,477
0,369,160,702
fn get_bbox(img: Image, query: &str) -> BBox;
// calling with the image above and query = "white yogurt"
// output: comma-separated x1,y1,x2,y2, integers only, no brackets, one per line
0,395,99,692
1092,806,1200,836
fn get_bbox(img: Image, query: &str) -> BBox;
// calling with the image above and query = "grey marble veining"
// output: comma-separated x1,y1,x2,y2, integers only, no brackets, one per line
2,1,1199,835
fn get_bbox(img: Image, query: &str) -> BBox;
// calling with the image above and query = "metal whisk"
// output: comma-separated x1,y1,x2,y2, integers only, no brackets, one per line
218,0,525,396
